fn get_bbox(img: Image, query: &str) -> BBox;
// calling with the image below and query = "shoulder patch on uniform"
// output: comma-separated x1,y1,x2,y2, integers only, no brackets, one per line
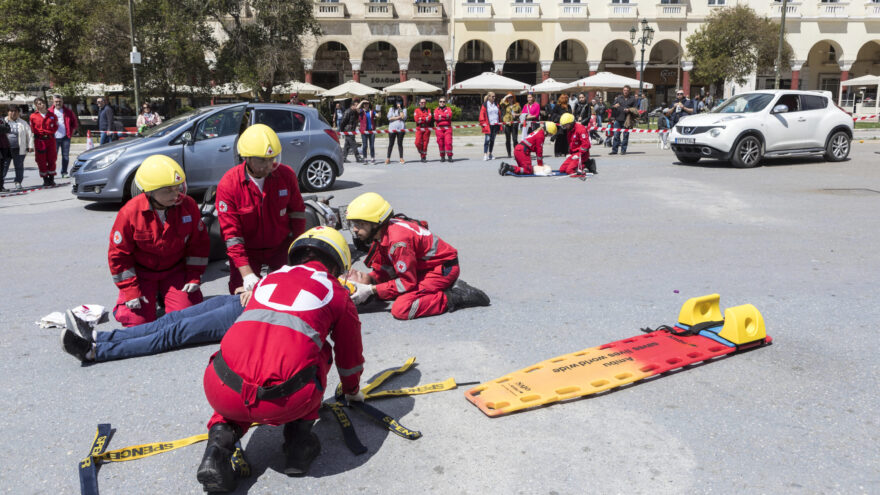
112,231,122,245
389,241,408,255
279,189,288,197
182,215,192,223
218,201,228,213
395,260,407,273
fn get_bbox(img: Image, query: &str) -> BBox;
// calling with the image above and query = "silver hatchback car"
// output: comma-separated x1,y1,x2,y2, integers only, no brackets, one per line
71,103,344,202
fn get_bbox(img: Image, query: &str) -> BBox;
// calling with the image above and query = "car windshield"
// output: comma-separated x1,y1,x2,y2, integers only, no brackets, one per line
712,93,775,114
141,107,215,138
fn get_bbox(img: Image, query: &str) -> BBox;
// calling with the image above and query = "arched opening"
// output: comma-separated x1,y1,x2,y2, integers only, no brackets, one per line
361,41,400,89
805,40,845,93
846,41,880,107
456,39,494,82
549,40,588,83
600,40,636,78
313,41,352,88
503,40,540,85
645,39,682,107
408,41,447,89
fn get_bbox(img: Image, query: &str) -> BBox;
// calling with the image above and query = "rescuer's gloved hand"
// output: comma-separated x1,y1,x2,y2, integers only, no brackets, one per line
125,296,148,309
350,282,374,305
181,283,200,293
243,273,260,292
345,391,365,403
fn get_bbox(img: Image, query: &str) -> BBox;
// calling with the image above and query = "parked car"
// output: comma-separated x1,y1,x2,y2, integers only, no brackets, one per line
668,90,853,168
71,103,343,202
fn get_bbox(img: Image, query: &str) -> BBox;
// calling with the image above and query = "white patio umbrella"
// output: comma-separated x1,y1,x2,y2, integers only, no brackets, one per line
321,80,381,99
0,92,35,104
82,83,125,96
565,71,653,91
272,80,326,96
526,78,571,94
448,72,531,94
839,74,880,119
382,78,443,96
211,83,252,97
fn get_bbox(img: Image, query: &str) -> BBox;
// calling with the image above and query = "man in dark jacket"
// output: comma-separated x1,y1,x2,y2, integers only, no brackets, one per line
610,85,638,155
573,93,591,126
97,96,115,145
340,101,363,163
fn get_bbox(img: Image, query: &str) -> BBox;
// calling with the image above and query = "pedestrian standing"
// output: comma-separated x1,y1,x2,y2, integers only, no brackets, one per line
413,98,433,162
97,96,115,144
551,94,571,157
433,97,453,162
136,102,162,134
358,101,377,164
610,85,638,155
385,101,407,164
1,105,32,190
657,108,673,150
49,95,78,178
340,101,362,163
499,93,520,158
521,93,540,140
573,93,591,127
479,92,501,161
0,119,9,191
29,97,58,186
333,103,344,130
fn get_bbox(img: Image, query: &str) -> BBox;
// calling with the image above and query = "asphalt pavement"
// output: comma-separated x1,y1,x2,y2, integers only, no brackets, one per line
1,139,878,494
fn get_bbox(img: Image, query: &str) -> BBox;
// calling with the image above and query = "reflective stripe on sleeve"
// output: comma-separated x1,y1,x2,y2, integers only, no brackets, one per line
225,237,244,248
288,211,306,219
422,236,439,260
395,278,406,293
186,256,208,266
408,299,420,320
235,309,322,348
337,363,364,377
111,268,136,283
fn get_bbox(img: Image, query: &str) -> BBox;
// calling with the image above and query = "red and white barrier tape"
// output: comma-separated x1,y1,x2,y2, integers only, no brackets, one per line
853,114,878,121
340,123,671,136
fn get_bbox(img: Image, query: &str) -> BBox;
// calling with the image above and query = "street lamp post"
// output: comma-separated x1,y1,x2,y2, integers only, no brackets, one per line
630,18,655,96
128,0,141,111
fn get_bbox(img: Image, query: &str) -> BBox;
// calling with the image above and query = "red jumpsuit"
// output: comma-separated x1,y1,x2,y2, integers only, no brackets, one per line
413,107,433,160
433,106,453,160
216,163,306,294
29,111,58,178
559,122,592,174
511,128,547,175
108,194,210,326
367,218,459,320
203,260,364,434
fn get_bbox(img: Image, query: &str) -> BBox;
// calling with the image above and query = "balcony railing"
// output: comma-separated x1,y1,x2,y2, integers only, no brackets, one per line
655,2,687,18
607,3,638,18
558,3,589,17
867,1,880,18
817,1,849,18
461,2,493,18
364,1,394,18
413,2,444,18
770,2,801,18
511,2,541,18
314,1,345,18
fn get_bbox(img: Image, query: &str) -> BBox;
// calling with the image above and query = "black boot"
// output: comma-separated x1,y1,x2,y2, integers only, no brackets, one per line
42,176,50,187
587,158,597,174
498,162,508,176
440,155,446,162
197,423,240,492
283,420,320,477
444,280,491,312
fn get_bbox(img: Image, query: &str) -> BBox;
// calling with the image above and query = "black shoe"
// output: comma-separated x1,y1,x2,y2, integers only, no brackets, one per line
48,176,56,186
421,157,426,163
587,159,598,175
444,280,491,312
61,328,93,362
42,177,50,186
440,156,446,162
197,423,240,492
498,162,507,176
283,420,321,477
621,150,627,155
65,309,94,344
609,151,618,155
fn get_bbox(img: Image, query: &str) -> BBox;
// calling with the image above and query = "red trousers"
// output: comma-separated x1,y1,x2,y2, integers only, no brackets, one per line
113,265,204,327
227,245,289,294
511,144,534,175
204,353,324,435
435,127,453,158
559,151,590,174
390,263,460,320
415,128,431,158
34,137,57,177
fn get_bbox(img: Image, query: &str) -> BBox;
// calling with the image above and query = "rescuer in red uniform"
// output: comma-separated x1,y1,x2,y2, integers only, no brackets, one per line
345,192,490,320
413,98,433,163
216,123,307,294
557,113,597,175
29,97,59,186
433,98,453,162
108,155,209,326
498,122,557,176
197,227,363,492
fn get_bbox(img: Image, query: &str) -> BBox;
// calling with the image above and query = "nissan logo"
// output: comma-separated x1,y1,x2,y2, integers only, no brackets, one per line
683,127,694,135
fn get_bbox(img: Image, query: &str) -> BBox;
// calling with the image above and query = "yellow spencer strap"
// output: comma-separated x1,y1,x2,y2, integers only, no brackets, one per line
93,432,208,463
360,357,416,395
365,378,458,399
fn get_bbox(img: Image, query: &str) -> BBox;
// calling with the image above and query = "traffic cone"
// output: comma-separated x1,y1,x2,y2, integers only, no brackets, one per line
86,130,94,150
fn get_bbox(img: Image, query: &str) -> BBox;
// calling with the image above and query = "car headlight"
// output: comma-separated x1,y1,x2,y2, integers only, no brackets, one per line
709,128,724,138
85,149,125,171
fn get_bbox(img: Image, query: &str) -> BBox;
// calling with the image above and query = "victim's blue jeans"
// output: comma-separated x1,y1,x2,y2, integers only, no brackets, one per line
95,295,243,362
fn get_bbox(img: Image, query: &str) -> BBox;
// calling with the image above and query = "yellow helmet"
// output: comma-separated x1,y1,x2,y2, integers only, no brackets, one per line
288,226,352,274
559,113,575,126
544,121,558,135
238,123,281,158
346,192,392,224
134,155,186,193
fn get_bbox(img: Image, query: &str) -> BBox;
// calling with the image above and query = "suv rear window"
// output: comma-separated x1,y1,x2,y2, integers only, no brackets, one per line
801,95,828,111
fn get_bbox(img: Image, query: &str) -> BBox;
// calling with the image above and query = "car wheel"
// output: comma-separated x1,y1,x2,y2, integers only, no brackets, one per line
676,154,701,164
731,135,762,168
123,173,140,203
300,157,336,192
824,131,850,162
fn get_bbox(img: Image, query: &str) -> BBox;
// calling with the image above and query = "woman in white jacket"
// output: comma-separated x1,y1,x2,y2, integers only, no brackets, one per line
2,105,34,190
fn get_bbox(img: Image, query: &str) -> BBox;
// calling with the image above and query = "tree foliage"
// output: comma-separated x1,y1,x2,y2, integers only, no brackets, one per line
686,5,793,86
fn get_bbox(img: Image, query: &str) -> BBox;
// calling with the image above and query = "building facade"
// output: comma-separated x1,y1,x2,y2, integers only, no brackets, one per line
302,0,880,104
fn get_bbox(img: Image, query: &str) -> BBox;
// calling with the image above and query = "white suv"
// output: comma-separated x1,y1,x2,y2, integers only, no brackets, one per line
669,90,853,168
